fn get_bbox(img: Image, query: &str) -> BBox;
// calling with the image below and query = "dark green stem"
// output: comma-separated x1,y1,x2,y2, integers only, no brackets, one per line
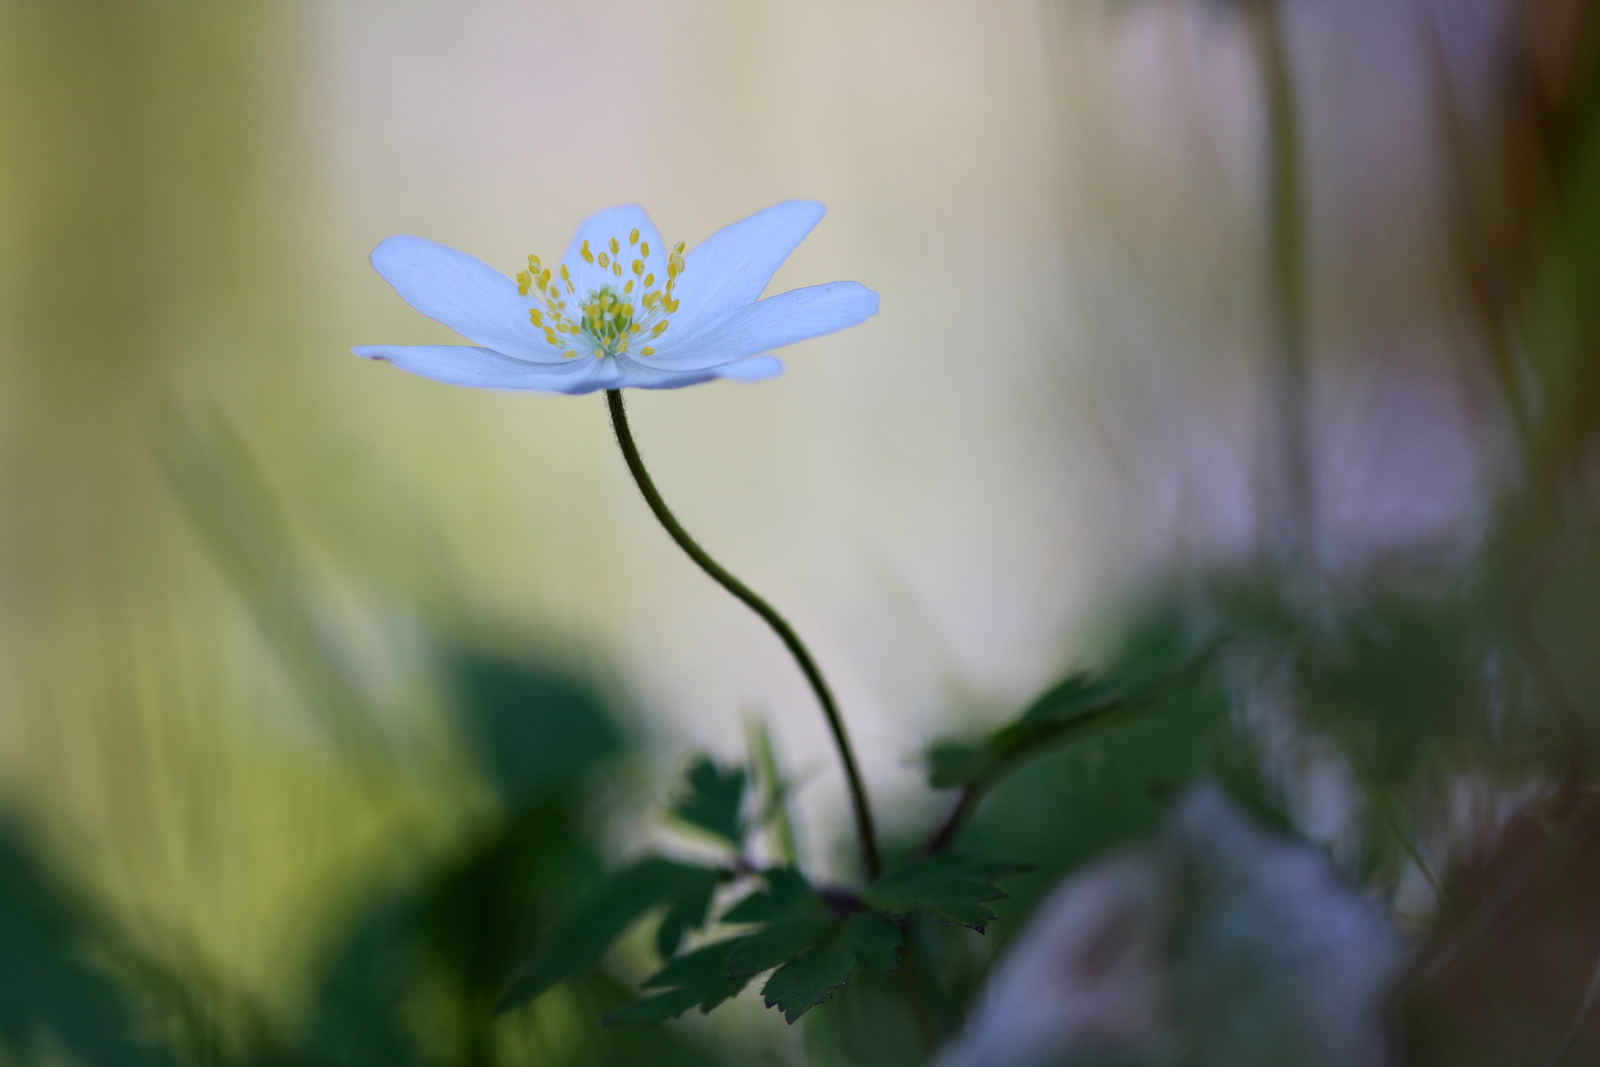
1246,0,1313,567
605,390,881,879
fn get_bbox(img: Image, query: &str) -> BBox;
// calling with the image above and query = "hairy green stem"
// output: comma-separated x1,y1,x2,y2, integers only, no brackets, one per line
605,390,881,879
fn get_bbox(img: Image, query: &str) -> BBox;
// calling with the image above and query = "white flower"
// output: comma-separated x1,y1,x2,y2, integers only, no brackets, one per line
353,201,878,393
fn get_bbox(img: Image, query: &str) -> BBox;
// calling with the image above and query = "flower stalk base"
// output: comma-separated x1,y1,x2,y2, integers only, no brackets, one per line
605,389,881,879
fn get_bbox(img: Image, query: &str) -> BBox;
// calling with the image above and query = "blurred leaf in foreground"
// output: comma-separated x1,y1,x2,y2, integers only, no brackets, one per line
0,818,160,1066
669,756,748,850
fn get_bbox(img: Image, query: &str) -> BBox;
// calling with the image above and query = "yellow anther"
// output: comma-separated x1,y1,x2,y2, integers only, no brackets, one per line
516,271,532,296
593,348,604,359
597,252,609,268
609,237,620,254
612,261,622,277
624,280,634,294
640,346,655,356
651,321,669,337
644,273,655,287
528,253,542,268
618,338,629,353
672,241,685,254
580,240,593,264
629,229,639,245
664,297,679,313
529,309,543,325
640,241,650,257
563,350,577,359
540,268,551,287
543,329,559,346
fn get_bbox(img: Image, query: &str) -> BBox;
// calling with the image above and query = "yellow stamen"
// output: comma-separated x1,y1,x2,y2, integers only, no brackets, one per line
517,229,687,361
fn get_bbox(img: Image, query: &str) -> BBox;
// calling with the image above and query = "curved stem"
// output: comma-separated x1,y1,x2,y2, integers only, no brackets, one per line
605,390,881,879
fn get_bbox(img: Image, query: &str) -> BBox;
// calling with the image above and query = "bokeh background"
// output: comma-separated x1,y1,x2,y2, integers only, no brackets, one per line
3,1,1599,1064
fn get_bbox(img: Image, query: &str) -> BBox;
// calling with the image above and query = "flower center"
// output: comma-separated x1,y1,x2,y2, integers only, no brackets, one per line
516,229,685,359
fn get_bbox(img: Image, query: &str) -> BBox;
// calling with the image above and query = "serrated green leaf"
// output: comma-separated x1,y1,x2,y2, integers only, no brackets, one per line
725,917,837,977
842,911,902,971
501,858,719,1011
862,854,1025,930
616,938,755,1026
603,972,753,1027
654,866,721,960
761,941,856,1023
603,985,706,1026
720,866,821,924
696,974,753,1013
671,757,747,848
642,937,747,990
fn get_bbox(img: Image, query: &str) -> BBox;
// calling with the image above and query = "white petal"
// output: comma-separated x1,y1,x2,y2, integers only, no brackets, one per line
668,201,827,337
558,204,666,306
353,345,608,394
608,355,785,391
715,355,785,382
369,237,564,363
650,282,878,370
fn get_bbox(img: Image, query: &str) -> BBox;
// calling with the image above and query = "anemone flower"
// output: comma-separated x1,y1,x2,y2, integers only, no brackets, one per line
353,199,884,879
354,200,877,393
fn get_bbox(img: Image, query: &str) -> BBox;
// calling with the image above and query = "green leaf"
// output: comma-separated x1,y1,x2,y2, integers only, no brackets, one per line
642,937,746,989
654,866,721,960
720,866,821,924
842,911,902,971
762,941,857,1023
925,650,1221,792
451,651,621,808
724,917,838,977
611,937,755,1026
925,740,994,790
671,757,747,848
501,858,719,1012
862,854,1025,930
603,985,706,1026
0,818,158,1067
1018,670,1126,724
